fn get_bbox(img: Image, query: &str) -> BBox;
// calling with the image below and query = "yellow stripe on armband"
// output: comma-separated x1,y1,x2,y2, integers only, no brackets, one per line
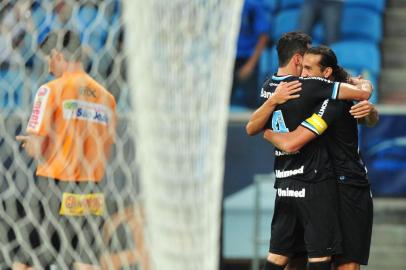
59,192,105,216
305,114,328,135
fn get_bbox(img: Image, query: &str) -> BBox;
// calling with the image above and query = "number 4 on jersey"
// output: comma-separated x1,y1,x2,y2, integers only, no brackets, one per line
272,110,289,133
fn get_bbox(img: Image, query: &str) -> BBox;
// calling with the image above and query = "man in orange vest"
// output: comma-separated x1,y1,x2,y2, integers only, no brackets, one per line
16,30,116,270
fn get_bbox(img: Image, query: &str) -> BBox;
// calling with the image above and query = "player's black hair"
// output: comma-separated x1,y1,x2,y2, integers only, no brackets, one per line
277,31,312,67
306,45,350,83
40,30,83,61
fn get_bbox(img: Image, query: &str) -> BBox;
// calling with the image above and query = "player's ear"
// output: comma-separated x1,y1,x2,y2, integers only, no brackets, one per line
323,67,333,79
293,53,303,65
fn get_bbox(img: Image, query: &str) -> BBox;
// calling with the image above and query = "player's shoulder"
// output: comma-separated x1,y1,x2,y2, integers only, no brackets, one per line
45,74,73,92
86,74,117,104
33,84,52,100
299,76,335,84
37,78,60,96
269,74,301,83
260,76,275,91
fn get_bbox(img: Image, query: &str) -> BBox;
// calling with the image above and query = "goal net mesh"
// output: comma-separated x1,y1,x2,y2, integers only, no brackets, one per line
123,0,242,269
0,0,242,269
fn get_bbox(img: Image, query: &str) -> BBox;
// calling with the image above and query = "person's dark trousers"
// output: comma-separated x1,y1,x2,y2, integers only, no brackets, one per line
321,0,342,44
299,0,343,44
231,57,260,109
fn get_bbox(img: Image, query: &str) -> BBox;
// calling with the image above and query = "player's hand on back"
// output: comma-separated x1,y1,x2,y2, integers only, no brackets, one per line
348,75,363,85
272,80,302,105
350,100,374,119
349,76,373,96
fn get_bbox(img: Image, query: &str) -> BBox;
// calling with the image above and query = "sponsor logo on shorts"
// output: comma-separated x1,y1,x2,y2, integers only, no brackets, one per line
27,86,51,132
59,192,105,216
63,100,111,125
275,166,304,178
277,188,306,198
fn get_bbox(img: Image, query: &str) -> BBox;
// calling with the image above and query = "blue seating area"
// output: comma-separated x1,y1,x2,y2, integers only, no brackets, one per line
0,68,25,111
272,8,301,41
259,0,385,103
0,0,124,112
0,0,385,111
269,0,386,12
345,0,386,12
341,7,382,43
331,41,381,103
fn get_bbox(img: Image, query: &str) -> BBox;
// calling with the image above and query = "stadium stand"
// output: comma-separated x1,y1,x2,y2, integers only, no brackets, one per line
345,0,386,12
272,8,301,41
330,41,381,94
0,67,24,110
380,0,406,103
0,0,126,112
259,0,385,104
1,1,406,270
279,0,303,9
340,7,383,43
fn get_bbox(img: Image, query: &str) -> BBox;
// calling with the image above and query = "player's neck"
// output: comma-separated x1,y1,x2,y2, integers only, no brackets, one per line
65,62,84,73
277,66,297,77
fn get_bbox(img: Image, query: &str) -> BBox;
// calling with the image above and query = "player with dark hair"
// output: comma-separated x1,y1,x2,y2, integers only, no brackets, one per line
246,32,373,270
263,45,377,270
15,30,116,270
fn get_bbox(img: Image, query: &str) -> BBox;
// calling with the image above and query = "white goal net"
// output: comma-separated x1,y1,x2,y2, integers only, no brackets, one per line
123,0,243,269
0,0,242,269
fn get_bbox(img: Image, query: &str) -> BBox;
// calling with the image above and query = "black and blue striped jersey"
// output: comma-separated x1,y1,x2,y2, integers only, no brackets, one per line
260,74,341,183
301,99,369,186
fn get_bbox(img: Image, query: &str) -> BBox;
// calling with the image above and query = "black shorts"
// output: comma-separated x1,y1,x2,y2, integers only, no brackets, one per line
13,176,106,268
335,184,373,265
269,178,342,258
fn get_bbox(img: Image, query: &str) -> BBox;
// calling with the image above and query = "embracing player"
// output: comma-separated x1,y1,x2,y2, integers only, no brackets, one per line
263,45,377,270
246,32,373,270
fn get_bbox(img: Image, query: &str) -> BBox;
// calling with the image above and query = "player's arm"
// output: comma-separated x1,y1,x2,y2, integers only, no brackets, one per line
16,85,53,159
336,78,373,101
246,80,301,136
263,126,316,153
263,99,340,152
350,100,379,127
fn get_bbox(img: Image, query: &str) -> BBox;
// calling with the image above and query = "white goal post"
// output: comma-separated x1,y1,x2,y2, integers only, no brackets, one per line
0,0,243,269
123,0,243,269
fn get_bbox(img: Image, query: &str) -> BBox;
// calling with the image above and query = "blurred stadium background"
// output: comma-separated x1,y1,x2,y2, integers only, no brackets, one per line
0,0,405,269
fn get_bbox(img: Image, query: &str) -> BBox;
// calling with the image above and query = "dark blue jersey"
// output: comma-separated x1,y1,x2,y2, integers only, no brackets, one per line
260,74,341,183
302,99,369,186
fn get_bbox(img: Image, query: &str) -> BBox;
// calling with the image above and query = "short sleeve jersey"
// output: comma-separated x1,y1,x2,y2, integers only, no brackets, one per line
26,71,117,182
301,99,369,186
260,75,341,183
